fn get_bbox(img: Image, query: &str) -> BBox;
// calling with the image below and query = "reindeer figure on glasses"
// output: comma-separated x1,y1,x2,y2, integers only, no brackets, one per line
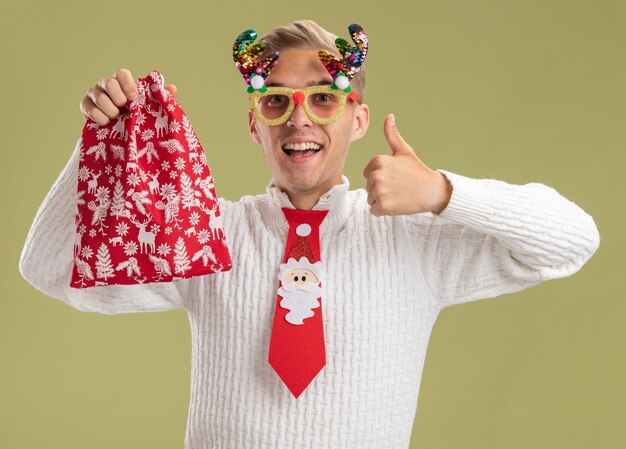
232,29,279,93
317,23,368,100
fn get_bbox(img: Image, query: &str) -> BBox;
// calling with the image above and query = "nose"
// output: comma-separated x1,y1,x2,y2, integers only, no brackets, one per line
286,95,313,128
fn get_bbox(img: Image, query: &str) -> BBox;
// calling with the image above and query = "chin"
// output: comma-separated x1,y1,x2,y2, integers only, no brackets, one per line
285,177,323,194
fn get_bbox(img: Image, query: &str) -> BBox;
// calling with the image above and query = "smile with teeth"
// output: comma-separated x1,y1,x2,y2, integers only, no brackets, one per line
282,142,323,158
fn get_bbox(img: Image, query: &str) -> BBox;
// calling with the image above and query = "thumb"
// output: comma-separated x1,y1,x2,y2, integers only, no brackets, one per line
165,84,177,97
384,114,413,156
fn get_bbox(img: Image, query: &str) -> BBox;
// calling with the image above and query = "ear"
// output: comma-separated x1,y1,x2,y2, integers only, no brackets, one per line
248,108,261,145
349,103,370,144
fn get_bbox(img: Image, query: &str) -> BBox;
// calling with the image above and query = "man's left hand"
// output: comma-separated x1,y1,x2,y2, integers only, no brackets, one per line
363,114,452,217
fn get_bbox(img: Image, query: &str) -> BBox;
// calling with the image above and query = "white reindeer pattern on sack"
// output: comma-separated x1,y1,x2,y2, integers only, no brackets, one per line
72,71,227,287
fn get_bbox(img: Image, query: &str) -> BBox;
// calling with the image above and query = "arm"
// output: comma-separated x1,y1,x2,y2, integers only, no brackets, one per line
405,170,601,307
19,137,194,315
363,114,600,306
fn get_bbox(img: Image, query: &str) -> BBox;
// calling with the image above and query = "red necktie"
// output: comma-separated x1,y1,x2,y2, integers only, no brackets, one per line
268,207,329,398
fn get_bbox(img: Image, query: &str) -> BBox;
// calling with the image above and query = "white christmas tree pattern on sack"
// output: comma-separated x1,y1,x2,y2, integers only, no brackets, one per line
71,70,232,288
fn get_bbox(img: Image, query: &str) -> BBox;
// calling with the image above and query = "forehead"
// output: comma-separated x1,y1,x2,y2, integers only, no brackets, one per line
265,48,333,87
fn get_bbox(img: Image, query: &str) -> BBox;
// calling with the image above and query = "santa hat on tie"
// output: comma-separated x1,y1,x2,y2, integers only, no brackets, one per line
277,223,323,281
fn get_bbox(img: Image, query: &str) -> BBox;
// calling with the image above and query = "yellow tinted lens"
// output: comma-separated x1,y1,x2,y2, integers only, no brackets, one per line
258,94,290,120
307,92,340,119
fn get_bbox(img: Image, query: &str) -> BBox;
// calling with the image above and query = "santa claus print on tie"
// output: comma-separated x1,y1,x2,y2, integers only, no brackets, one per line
269,209,329,398
276,224,324,325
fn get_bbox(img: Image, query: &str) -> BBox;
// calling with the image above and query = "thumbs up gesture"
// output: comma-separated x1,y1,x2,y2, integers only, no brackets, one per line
363,114,452,216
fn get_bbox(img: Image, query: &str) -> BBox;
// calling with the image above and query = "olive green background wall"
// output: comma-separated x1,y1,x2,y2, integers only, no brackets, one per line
1,1,623,448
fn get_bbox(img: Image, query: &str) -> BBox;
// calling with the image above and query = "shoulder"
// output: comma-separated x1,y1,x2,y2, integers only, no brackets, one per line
217,194,255,212
216,191,268,222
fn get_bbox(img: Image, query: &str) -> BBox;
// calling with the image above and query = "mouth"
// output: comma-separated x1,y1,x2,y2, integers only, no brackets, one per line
282,142,323,160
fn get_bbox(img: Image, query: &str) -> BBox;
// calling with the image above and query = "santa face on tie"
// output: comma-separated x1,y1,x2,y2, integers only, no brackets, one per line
277,257,324,325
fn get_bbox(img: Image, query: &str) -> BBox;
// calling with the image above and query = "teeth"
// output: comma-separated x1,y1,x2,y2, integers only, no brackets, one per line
282,142,321,151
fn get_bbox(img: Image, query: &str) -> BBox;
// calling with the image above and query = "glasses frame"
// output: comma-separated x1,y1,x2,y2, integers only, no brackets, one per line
248,85,360,126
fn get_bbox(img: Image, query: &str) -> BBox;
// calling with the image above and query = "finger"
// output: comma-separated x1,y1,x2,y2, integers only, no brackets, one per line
165,84,177,97
369,193,392,217
96,76,127,108
80,96,111,126
369,201,383,217
383,113,413,156
362,154,386,179
86,85,120,121
365,170,383,192
113,68,139,102
367,188,377,206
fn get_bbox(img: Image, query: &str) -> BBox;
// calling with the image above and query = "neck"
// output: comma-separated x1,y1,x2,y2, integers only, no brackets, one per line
262,175,353,230
285,190,324,210
274,176,345,210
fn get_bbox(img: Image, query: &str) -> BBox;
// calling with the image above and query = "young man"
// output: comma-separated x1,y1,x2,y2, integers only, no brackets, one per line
20,20,599,449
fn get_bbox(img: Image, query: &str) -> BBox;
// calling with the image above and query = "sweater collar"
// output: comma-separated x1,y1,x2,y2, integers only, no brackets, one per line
258,175,354,231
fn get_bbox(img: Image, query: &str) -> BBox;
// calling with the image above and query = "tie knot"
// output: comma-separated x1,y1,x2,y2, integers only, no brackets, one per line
281,208,329,229
281,208,329,264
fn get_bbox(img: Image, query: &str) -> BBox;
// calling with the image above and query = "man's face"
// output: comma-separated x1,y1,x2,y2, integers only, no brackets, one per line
248,48,369,199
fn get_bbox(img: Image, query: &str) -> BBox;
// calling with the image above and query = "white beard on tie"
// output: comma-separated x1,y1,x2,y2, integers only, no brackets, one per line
277,281,324,325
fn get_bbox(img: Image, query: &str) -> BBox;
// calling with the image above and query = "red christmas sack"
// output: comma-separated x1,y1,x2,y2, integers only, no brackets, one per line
71,70,232,288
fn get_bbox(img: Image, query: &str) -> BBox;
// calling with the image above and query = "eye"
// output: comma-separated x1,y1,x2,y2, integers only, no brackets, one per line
316,93,331,102
269,95,286,104
294,276,299,281
302,276,306,282
310,93,338,107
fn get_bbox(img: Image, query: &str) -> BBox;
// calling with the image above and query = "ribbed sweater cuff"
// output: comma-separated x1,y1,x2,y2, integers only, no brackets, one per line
434,169,499,228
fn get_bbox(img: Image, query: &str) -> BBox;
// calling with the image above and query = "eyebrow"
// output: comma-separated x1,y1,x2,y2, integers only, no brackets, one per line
265,79,332,88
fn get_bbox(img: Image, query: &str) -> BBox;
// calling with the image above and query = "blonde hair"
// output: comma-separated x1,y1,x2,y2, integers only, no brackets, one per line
257,20,366,103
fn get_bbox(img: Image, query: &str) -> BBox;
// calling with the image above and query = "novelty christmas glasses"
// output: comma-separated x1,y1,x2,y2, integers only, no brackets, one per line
233,23,368,126
248,84,361,126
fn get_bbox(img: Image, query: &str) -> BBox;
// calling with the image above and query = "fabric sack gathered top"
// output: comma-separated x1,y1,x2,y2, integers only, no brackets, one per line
71,70,232,288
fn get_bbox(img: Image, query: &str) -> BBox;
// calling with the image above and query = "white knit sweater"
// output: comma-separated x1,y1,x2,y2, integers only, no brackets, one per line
20,137,600,449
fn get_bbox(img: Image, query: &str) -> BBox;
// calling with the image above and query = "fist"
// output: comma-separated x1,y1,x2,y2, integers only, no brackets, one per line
363,114,452,216
79,68,177,126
